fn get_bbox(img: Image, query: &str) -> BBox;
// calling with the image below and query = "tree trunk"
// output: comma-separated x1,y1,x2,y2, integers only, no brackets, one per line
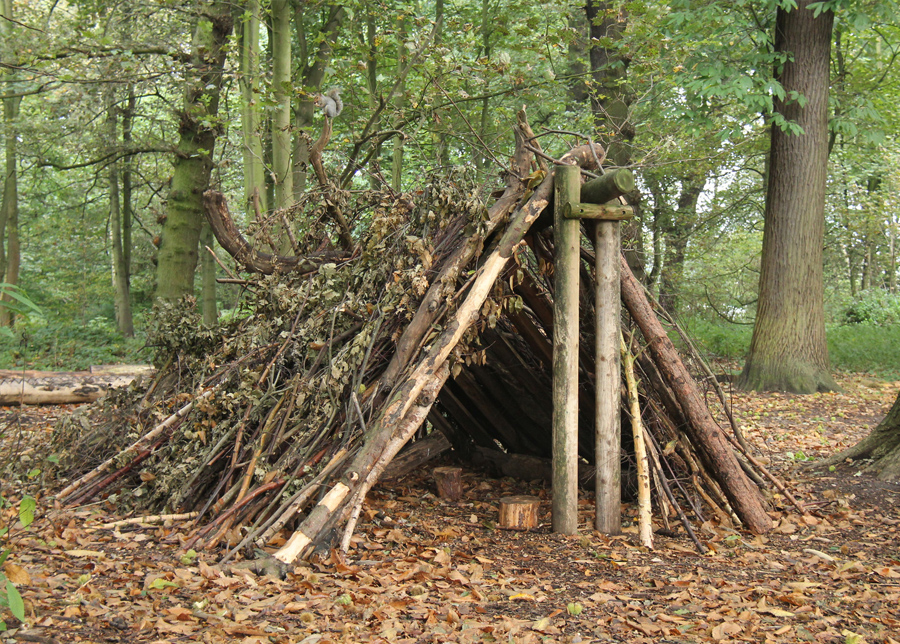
238,0,268,217
155,2,233,302
585,0,646,284
364,4,381,190
391,16,408,192
819,390,900,480
585,0,632,169
738,1,838,394
0,91,20,328
108,92,134,337
292,4,344,198
121,87,136,334
658,175,704,316
271,0,293,214
0,0,21,327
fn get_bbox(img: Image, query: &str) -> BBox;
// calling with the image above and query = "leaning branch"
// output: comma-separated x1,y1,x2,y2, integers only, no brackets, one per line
203,191,347,274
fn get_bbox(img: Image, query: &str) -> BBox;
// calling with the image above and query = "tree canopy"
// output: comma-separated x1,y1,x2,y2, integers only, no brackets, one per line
0,0,898,385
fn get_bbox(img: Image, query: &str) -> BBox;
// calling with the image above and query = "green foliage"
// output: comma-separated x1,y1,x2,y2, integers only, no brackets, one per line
0,284,42,319
841,289,900,325
0,316,146,371
826,324,900,379
679,317,753,361
0,576,25,628
683,316,900,379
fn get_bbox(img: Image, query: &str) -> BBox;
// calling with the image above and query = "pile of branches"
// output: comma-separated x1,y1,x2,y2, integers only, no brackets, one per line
53,111,783,570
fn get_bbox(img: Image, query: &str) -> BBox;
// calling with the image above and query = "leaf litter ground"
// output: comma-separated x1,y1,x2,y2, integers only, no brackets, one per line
2,372,899,644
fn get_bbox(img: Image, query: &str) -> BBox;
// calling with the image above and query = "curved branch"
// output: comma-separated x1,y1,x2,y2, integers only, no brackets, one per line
202,190,345,275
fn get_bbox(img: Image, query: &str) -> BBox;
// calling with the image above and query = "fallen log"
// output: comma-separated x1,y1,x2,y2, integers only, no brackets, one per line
0,366,154,405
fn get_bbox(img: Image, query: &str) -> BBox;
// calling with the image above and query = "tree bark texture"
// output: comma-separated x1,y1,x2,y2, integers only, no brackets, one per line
0,0,21,328
155,3,233,302
819,390,900,480
199,223,218,325
107,94,134,337
739,1,838,394
585,0,632,168
552,164,581,536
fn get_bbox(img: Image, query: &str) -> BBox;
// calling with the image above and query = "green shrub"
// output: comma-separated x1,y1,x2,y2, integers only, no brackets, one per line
677,317,752,361
0,317,147,371
827,324,900,379
679,316,900,380
842,289,900,326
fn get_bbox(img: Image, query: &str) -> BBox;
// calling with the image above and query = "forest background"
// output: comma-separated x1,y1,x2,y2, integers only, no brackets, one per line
1,0,899,384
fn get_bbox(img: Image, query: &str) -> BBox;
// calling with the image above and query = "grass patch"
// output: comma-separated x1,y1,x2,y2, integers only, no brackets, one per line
677,317,752,362
680,318,900,381
826,324,900,380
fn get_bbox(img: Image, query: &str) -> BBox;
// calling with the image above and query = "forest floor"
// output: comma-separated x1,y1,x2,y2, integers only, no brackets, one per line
1,371,899,644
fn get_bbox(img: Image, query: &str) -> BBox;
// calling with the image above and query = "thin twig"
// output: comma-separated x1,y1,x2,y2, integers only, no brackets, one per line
100,512,199,529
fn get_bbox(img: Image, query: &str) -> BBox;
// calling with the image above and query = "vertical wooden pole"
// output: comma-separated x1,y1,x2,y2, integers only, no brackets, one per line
593,219,622,535
552,163,581,535
579,168,632,535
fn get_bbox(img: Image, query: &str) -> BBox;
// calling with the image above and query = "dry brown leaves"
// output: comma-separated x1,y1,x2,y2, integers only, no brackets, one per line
2,374,899,644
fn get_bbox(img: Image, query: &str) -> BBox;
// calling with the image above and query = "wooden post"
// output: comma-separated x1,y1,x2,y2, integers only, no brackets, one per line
552,163,581,535
580,168,632,536
593,218,622,534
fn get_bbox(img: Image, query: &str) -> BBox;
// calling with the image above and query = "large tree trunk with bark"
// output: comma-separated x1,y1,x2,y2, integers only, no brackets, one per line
738,1,838,394
818,390,900,480
155,2,233,302
0,0,21,327
270,0,293,214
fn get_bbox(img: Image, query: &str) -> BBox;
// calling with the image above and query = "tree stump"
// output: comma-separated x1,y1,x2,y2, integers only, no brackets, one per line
499,495,541,530
433,467,463,501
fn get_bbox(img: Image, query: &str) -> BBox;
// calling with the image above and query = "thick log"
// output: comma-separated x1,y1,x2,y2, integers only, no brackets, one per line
381,431,451,480
593,218,622,535
551,163,581,536
499,495,540,530
432,466,463,501
0,366,154,405
580,169,634,204
619,255,772,535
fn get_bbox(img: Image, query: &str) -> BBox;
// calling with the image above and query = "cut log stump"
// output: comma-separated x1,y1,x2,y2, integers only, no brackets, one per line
433,466,463,501
499,495,541,530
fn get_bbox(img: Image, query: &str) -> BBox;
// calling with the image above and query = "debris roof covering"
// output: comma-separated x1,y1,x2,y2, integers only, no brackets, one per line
52,112,774,568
